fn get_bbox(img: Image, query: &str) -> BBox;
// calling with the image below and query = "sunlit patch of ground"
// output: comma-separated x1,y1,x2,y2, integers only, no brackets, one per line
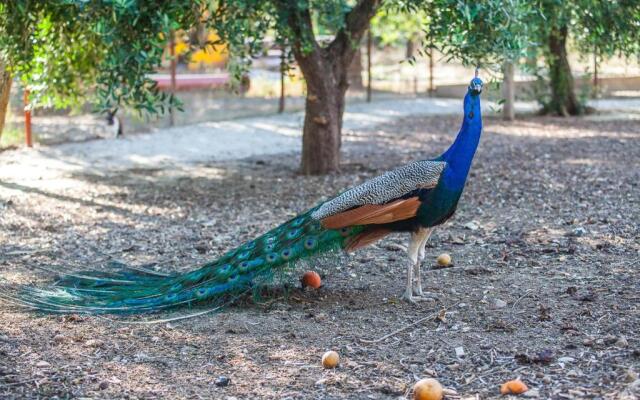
1,114,639,399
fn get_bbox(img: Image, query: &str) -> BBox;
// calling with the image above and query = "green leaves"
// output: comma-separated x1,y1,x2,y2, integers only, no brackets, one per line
2,0,637,118
1,0,196,114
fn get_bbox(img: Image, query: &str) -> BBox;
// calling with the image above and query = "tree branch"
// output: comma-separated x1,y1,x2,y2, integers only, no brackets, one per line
329,0,382,61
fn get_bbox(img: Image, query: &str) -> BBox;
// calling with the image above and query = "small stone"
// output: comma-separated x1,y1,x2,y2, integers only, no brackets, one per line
615,336,629,347
463,221,479,231
571,227,587,237
314,313,328,322
558,357,575,363
215,376,230,387
53,334,65,344
542,376,552,384
624,369,638,383
36,361,51,368
99,381,109,390
454,347,465,358
582,337,594,347
85,339,103,347
523,389,540,398
494,299,507,309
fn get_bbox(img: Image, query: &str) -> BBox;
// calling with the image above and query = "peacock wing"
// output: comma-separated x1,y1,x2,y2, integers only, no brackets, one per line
311,160,446,221
320,197,421,229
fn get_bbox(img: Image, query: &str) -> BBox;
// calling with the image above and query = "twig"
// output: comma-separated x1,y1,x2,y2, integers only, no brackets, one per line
359,306,449,344
510,289,534,321
0,379,34,387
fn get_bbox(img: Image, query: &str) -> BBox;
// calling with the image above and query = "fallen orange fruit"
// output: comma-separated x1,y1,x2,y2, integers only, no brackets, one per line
413,378,443,400
301,271,321,289
500,379,528,395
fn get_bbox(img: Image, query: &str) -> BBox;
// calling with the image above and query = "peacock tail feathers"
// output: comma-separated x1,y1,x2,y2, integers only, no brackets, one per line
0,207,363,315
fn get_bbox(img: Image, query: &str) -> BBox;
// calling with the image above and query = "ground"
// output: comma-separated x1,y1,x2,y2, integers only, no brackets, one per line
0,111,639,399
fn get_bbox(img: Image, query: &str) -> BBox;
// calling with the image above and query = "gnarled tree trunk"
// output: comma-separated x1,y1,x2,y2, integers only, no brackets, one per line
0,61,12,139
547,25,581,116
297,54,348,174
281,0,381,175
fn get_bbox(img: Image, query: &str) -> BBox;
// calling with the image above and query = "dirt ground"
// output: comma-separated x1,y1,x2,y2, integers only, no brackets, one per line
0,114,639,399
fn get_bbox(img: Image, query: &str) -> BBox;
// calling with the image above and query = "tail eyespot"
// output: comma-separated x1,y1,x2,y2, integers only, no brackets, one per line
218,264,232,274
164,293,178,301
286,228,302,239
304,237,317,250
290,217,305,227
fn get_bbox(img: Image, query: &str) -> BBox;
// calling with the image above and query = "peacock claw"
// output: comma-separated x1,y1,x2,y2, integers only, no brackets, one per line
401,291,435,304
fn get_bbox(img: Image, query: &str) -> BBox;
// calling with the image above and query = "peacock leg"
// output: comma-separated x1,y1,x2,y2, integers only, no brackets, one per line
413,228,435,298
401,229,432,303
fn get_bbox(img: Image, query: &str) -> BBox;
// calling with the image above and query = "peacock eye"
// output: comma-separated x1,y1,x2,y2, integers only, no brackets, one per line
468,111,474,118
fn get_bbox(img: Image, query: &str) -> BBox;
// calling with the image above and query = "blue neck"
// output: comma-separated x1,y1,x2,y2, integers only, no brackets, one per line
438,91,482,189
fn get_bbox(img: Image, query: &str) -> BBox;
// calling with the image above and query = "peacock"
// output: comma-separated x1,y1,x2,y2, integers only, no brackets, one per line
0,75,483,314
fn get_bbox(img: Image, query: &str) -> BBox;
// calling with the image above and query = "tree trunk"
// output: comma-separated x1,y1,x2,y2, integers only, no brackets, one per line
405,39,415,59
502,61,515,121
0,61,12,139
347,48,364,91
547,25,581,116
296,52,348,175
282,0,381,175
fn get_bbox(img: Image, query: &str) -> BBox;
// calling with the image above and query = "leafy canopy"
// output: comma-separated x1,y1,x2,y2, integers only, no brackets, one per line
0,0,546,114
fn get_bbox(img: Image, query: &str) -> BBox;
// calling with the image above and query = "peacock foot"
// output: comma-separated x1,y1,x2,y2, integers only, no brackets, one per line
412,286,438,301
401,290,435,304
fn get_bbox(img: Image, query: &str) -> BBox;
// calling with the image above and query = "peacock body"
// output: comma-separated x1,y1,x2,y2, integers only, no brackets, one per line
1,77,484,313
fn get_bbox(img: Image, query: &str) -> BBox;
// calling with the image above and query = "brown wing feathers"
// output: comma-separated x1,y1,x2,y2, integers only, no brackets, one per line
344,227,392,252
320,197,421,230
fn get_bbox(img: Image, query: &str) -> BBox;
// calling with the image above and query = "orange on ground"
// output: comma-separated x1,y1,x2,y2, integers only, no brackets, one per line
436,253,452,266
413,378,443,400
321,351,339,369
500,379,529,395
302,271,321,289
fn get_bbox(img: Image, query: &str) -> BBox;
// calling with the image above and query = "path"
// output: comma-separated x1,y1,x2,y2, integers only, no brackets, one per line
0,97,638,185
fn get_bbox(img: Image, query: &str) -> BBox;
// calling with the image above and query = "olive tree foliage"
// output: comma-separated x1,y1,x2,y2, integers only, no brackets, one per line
0,1,196,113
533,0,640,116
370,7,429,50
1,0,537,173
425,0,537,71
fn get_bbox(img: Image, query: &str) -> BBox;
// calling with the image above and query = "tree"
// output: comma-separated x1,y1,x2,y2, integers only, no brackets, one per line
533,1,640,116
212,0,540,173
0,1,195,118
0,58,11,140
1,0,536,173
502,61,515,121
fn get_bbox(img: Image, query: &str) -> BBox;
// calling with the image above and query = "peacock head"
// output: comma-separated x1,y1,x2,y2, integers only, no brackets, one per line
468,77,483,96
